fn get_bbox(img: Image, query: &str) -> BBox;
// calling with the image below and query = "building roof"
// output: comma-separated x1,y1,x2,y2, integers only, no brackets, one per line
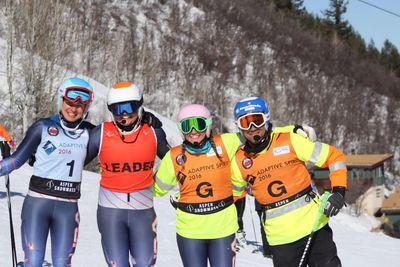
346,154,393,169
381,186,400,214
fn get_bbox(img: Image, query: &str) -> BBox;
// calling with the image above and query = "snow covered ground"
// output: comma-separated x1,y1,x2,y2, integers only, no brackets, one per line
1,85,399,266
1,163,400,266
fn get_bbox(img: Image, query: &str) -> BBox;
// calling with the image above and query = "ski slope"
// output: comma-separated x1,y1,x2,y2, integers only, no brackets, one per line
1,163,400,266
1,106,399,266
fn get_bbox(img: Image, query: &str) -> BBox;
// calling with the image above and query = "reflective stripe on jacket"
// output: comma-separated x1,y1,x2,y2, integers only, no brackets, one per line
153,133,242,239
232,132,347,245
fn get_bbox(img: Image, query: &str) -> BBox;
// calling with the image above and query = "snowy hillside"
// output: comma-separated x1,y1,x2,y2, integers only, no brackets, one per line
1,164,400,266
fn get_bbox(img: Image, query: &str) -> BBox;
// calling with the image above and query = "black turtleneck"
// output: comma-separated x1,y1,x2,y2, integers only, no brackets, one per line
243,123,273,155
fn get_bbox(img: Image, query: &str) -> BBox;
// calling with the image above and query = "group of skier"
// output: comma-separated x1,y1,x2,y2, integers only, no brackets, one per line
0,77,347,267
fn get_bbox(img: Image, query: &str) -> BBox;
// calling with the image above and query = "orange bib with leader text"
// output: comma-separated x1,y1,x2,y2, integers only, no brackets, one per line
99,122,157,192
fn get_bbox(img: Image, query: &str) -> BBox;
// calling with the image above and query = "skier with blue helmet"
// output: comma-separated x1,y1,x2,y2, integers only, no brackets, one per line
231,97,347,267
234,97,272,151
0,77,95,267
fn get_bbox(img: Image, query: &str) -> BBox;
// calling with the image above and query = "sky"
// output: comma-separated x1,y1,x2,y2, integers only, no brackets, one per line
303,0,400,50
1,104,400,266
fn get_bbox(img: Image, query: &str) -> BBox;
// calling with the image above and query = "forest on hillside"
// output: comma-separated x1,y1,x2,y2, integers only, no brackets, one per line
0,0,399,177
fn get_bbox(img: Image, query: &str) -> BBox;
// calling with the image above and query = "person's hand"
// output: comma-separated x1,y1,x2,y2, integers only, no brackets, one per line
28,154,36,167
294,125,317,142
142,110,163,128
169,192,180,209
8,140,16,149
323,188,345,217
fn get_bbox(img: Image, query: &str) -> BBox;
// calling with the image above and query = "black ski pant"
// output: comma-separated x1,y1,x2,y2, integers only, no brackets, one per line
0,141,10,158
269,224,341,267
234,196,246,231
256,208,272,256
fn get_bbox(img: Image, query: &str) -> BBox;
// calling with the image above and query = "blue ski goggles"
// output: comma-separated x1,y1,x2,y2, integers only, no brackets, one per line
64,87,93,105
178,117,212,134
108,101,142,116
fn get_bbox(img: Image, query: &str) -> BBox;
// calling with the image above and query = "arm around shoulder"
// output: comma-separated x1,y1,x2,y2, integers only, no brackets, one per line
152,151,177,197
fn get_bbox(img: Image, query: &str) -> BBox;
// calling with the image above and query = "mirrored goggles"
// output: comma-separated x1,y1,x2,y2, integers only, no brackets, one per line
108,101,142,116
237,113,267,130
179,117,212,134
64,87,93,105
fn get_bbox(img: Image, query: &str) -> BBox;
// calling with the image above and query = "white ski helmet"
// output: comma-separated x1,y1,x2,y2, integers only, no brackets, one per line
107,81,143,106
107,81,144,134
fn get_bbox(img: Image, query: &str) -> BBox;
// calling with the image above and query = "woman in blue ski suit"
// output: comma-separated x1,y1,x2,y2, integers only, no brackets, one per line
0,77,95,267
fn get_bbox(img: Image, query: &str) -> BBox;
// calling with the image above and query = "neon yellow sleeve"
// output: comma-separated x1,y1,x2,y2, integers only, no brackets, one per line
152,151,178,197
290,132,330,167
273,125,295,133
220,132,242,160
230,156,248,197
290,132,347,187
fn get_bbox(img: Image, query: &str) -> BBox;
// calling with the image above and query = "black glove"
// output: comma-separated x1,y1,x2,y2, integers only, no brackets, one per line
142,110,163,128
323,187,346,217
28,154,36,167
0,141,11,158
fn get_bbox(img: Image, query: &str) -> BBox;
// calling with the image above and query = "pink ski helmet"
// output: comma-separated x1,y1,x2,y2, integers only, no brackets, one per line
177,104,212,137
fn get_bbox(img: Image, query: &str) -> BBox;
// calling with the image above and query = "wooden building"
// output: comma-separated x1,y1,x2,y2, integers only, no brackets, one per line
380,186,400,237
312,154,393,204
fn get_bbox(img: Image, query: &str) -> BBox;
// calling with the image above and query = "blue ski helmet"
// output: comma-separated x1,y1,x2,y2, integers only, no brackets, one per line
233,97,270,121
57,77,94,112
233,97,271,133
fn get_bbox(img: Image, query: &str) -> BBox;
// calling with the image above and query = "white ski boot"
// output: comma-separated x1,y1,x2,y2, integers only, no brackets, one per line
235,230,247,251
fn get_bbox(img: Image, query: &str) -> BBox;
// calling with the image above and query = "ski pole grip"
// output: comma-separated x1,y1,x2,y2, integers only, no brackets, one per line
319,191,331,214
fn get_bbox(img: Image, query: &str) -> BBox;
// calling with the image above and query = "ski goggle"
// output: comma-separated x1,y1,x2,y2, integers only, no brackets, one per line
108,101,142,116
237,113,267,130
64,87,93,105
178,117,212,134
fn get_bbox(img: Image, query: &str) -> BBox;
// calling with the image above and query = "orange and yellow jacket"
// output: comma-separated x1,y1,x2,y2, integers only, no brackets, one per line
153,133,242,239
153,126,298,240
0,124,12,142
231,132,347,246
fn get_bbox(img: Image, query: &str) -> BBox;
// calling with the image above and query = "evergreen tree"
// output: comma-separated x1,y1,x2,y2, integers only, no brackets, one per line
272,0,292,10
380,39,400,76
366,39,380,63
292,0,304,12
324,0,351,39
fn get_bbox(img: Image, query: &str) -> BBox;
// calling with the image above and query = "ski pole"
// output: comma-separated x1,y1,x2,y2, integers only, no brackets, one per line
5,173,18,267
247,196,259,245
298,191,330,267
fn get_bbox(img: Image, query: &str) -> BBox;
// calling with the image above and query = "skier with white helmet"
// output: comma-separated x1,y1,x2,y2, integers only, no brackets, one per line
0,77,95,267
231,97,347,267
84,81,170,267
